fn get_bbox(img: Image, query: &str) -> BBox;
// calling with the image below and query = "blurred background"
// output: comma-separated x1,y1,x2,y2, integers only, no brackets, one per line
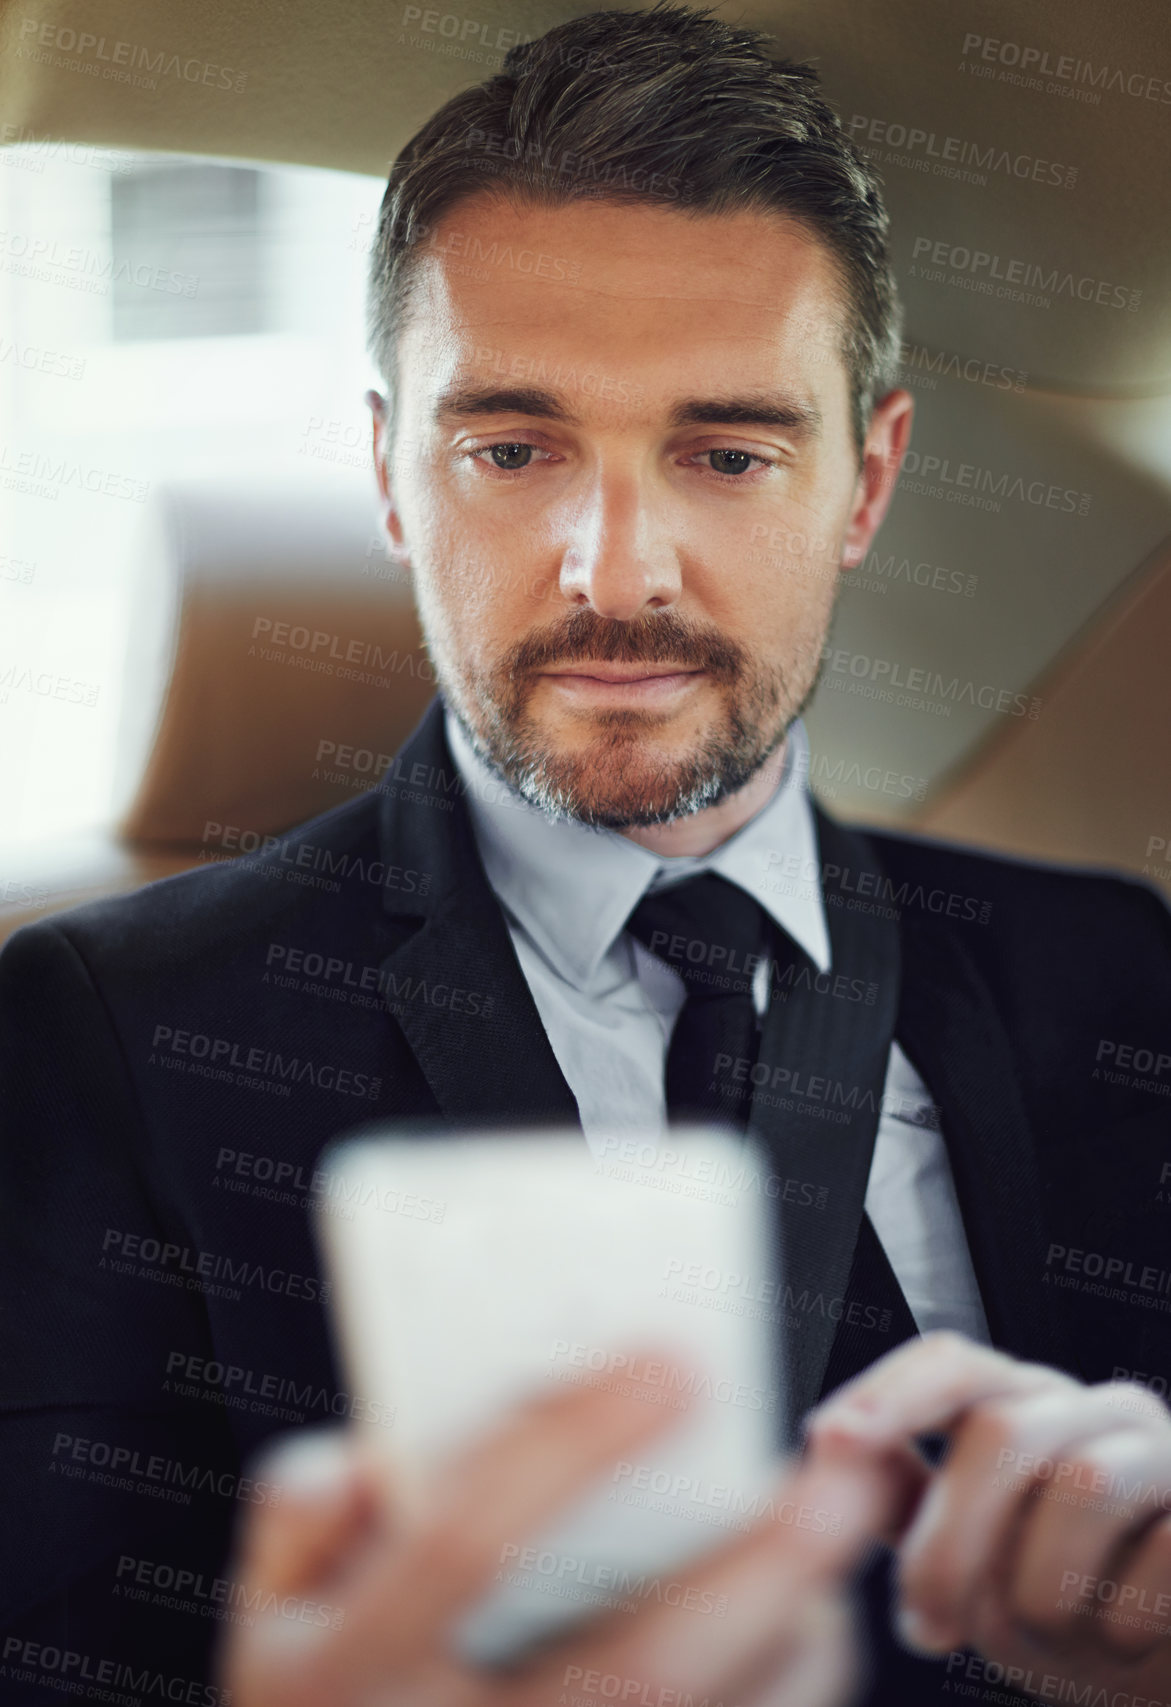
0,0,1168,935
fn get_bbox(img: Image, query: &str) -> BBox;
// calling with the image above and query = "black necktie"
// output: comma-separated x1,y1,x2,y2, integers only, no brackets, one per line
625,857,943,1707
625,873,766,1133
626,871,918,1399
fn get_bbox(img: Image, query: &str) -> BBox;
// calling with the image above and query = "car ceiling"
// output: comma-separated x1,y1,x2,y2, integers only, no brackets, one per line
2,0,1168,877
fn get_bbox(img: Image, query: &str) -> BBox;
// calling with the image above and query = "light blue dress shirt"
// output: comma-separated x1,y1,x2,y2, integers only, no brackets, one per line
445,709,990,1343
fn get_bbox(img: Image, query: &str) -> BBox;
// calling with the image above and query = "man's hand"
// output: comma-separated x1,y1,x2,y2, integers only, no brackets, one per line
220,1359,910,1707
806,1332,1171,1701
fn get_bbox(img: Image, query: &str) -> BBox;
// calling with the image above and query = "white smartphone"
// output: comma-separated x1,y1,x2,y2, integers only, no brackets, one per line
314,1124,785,1667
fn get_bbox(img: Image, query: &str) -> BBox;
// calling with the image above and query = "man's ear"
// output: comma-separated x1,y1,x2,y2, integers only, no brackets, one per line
840,389,914,571
366,388,411,569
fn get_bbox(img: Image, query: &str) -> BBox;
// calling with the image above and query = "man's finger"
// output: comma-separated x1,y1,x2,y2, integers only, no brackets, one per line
1095,1514,1171,1657
791,1435,929,1571
1010,1429,1171,1652
806,1332,1072,1452
895,1388,1171,1651
352,1355,692,1660
510,1452,881,1707
741,1592,857,1707
235,1428,379,1597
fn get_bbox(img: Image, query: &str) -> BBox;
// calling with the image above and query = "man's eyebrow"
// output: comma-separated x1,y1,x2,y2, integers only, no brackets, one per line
432,384,823,437
667,395,823,437
434,385,582,426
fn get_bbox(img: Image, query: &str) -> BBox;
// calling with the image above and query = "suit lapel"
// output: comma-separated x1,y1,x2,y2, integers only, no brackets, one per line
749,812,902,1445
895,914,1076,1372
372,699,582,1131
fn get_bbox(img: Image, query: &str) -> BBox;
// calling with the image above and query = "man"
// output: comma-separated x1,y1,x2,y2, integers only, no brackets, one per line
1,4,1168,1705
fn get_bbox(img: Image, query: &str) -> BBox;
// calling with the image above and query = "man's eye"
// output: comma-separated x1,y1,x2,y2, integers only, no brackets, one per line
468,443,771,477
705,449,761,477
477,443,536,470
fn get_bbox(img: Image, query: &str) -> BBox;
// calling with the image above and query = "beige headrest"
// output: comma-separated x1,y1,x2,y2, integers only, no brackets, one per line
116,465,435,846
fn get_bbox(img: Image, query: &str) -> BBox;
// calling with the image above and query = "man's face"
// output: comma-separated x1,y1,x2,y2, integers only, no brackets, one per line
374,193,909,827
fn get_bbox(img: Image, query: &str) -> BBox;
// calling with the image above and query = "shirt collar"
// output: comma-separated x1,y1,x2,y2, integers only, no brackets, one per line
444,707,831,990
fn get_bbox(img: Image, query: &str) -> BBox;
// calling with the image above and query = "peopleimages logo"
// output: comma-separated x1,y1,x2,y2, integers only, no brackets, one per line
610,1462,843,1532
898,341,1025,395
790,748,928,802
1,1637,232,1705
910,237,1140,312
959,32,1171,105
0,444,149,502
0,663,100,707
463,128,680,198
149,1022,383,1100
1044,1243,1171,1316
400,4,533,52
848,113,1077,189
114,1551,347,1632
548,1342,778,1414
0,337,86,380
15,16,247,91
896,447,1092,517
820,646,1043,720
0,230,198,297
101,1226,330,1304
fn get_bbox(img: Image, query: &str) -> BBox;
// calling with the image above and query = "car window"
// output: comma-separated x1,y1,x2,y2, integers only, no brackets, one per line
0,148,384,841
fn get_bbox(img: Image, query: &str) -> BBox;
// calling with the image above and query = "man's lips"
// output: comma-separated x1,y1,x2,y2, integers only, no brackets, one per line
538,665,705,683
535,665,709,706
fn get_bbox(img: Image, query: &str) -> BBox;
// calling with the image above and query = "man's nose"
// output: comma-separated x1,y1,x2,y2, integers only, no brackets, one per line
557,467,684,621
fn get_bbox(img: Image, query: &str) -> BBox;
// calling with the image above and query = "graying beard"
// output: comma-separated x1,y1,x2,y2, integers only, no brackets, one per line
501,748,730,829
464,698,783,828
444,653,800,829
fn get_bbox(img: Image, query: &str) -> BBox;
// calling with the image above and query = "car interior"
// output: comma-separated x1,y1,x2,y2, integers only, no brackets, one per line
1,0,1168,946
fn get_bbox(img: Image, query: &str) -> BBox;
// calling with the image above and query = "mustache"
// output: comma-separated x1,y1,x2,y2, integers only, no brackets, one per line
504,609,746,678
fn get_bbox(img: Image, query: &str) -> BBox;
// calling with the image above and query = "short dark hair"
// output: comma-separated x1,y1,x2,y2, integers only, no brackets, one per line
368,1,901,460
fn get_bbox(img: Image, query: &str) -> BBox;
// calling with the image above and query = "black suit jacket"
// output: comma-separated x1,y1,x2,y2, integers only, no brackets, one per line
2,696,1169,1706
